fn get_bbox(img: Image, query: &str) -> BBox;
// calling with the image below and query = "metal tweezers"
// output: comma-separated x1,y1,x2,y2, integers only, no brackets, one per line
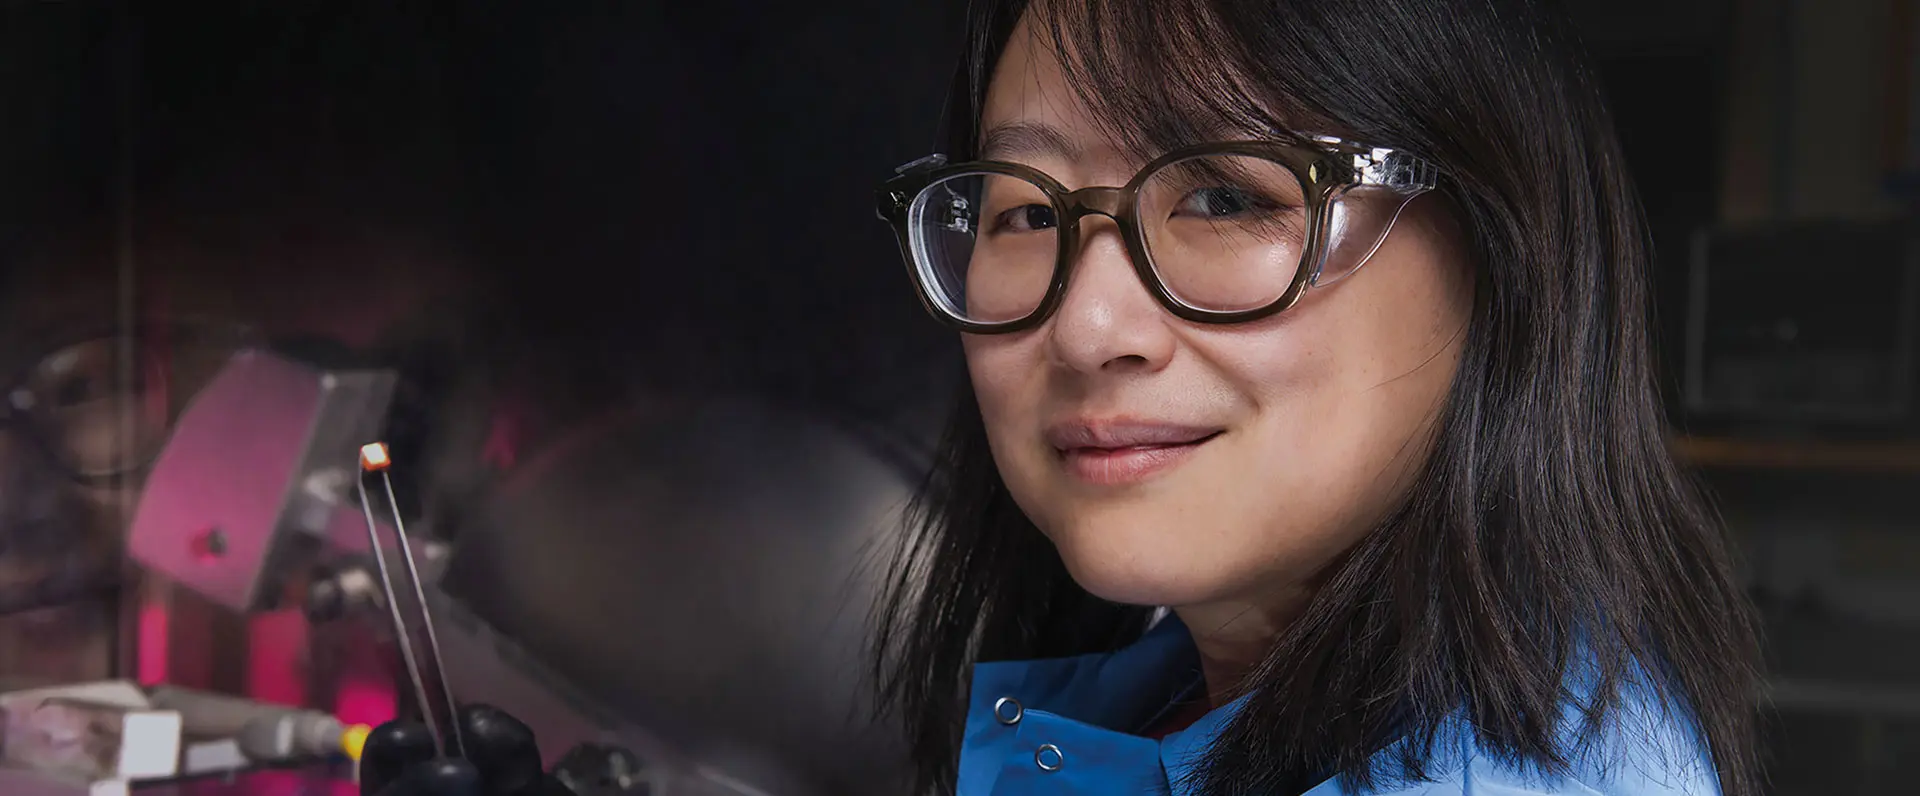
356,441,466,760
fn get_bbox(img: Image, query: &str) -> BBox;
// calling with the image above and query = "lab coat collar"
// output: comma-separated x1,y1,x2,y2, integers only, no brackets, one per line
957,614,1720,796
959,613,1253,795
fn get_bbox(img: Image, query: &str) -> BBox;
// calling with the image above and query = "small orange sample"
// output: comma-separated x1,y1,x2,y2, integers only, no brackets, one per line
359,442,392,472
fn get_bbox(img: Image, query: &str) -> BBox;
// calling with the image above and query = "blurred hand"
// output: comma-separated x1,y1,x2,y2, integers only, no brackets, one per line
360,704,574,796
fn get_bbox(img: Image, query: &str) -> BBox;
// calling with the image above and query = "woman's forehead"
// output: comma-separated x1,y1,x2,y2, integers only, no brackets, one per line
977,9,1298,165
980,29,1171,172
980,16,1097,144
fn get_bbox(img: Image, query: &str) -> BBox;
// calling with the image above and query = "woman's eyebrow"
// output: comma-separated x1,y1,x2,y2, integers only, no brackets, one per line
978,121,1082,162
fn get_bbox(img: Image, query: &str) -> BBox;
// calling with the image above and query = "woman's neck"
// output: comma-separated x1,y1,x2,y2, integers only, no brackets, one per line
1173,586,1311,707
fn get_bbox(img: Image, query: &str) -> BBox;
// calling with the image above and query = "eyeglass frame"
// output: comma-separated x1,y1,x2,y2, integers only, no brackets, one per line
875,137,1440,334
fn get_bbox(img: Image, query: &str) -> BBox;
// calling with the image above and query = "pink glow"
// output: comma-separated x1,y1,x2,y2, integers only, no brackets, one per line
500,405,655,497
134,289,174,690
481,400,530,471
136,603,169,686
243,770,356,796
333,636,398,727
246,610,308,708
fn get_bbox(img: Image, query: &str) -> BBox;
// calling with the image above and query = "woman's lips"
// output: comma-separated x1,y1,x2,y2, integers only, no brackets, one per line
1054,432,1222,486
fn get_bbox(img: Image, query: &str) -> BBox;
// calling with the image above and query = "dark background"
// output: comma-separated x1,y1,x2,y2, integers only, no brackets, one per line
4,1,1917,794
0,0,1730,404
2,2,968,423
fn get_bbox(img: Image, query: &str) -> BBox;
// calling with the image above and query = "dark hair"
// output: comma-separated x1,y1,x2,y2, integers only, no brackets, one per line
869,0,1762,794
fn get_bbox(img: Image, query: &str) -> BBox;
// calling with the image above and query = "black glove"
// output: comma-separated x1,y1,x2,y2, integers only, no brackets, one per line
360,704,575,796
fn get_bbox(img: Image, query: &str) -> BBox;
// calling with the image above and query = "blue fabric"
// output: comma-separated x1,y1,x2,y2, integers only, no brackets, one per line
958,616,1721,795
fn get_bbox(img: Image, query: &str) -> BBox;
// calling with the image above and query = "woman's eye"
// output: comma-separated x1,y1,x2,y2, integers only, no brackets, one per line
1176,187,1274,218
992,204,1058,233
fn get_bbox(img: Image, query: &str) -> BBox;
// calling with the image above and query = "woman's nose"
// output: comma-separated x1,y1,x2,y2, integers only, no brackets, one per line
1044,219,1176,375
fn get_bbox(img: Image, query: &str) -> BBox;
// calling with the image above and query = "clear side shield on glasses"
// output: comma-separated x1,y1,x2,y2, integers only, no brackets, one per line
907,170,1062,325
1312,147,1439,288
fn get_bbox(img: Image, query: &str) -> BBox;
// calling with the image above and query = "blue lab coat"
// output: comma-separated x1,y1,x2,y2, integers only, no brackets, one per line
958,615,1721,795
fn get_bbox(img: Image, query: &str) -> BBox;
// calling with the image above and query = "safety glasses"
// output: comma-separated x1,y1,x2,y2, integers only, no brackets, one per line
876,137,1438,333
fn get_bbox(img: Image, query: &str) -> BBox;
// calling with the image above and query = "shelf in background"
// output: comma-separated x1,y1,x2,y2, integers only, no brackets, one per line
1674,435,1920,473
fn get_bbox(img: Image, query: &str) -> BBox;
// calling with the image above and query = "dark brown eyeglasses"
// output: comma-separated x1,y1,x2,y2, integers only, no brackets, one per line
875,137,1438,334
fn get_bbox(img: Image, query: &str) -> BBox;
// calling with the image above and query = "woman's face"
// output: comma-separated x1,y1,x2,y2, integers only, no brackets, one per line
964,17,1475,611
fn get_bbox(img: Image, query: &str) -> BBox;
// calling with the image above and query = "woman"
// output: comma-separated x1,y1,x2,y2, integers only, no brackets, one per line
868,0,1762,794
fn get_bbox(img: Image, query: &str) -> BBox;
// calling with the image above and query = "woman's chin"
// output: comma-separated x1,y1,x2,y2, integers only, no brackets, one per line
1052,543,1225,609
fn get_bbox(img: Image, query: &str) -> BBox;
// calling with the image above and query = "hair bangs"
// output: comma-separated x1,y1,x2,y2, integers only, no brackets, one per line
979,0,1336,162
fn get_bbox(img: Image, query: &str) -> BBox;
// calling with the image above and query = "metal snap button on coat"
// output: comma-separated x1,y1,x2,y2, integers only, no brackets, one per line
994,697,1023,725
1035,743,1064,772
